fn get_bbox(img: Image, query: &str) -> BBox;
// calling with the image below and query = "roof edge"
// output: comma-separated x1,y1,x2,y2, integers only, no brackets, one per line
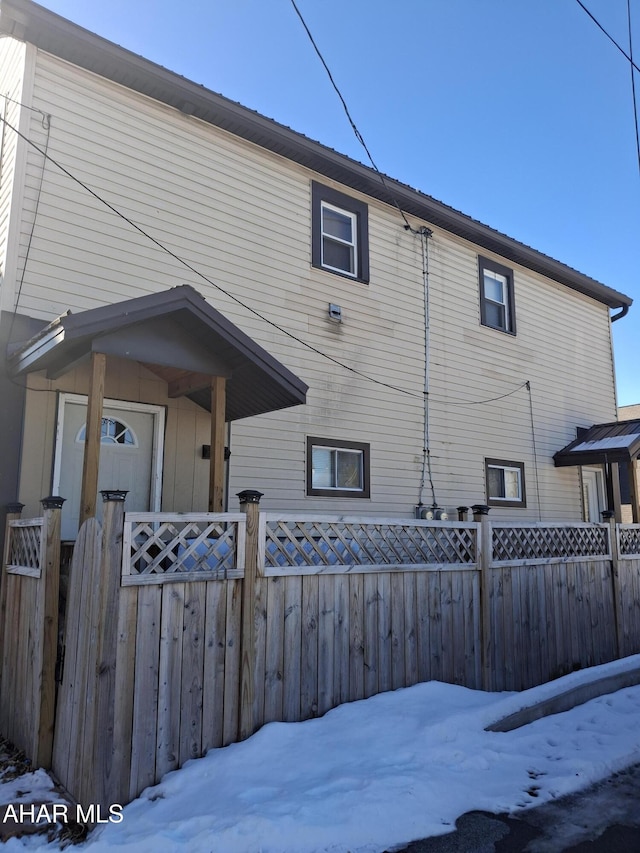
0,0,632,311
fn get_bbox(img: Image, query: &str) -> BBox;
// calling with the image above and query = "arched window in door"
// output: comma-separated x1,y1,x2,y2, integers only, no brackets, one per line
75,416,137,447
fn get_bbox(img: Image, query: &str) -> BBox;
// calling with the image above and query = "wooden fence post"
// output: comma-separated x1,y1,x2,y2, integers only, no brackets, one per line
93,490,127,810
0,502,24,704
472,504,492,692
35,496,64,768
603,510,624,658
238,489,263,741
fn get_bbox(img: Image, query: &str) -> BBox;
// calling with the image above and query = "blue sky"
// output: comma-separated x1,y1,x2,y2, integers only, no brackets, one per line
39,0,640,405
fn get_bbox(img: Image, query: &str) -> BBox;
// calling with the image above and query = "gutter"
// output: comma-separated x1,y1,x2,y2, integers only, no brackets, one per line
611,304,630,322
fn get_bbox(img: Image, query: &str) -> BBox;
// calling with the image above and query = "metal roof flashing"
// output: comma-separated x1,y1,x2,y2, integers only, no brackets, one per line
554,420,640,468
0,0,633,313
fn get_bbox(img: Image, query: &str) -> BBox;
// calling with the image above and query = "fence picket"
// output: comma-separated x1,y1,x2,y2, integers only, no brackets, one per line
202,580,228,751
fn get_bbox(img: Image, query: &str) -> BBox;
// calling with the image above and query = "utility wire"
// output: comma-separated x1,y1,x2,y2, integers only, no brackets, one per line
574,0,640,177
628,0,640,175
1,112,422,398
574,0,640,74
526,381,543,521
445,380,530,406
3,93,51,121
289,0,417,232
7,112,51,348
1,116,534,414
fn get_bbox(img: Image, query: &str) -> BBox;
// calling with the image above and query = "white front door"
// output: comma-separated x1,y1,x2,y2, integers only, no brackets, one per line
582,467,605,523
54,395,164,540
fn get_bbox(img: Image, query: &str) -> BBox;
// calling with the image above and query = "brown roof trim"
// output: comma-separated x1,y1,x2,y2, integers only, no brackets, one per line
0,0,632,311
8,285,308,421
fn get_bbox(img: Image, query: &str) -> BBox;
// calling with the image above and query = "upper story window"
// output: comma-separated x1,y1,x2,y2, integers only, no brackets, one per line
312,182,369,283
307,436,371,498
485,458,526,508
478,256,516,335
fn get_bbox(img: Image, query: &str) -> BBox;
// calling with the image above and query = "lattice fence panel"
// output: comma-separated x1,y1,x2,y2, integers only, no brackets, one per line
619,525,640,556
492,524,609,562
123,514,245,583
263,518,477,570
7,520,43,572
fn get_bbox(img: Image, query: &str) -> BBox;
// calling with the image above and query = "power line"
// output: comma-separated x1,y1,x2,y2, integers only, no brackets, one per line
1,116,534,413
574,0,640,177
628,0,640,175
527,381,543,521
574,0,640,74
1,112,423,399
445,381,530,407
289,0,418,233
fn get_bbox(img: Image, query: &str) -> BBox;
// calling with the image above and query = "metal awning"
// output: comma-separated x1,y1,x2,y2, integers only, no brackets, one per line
554,419,640,468
7,285,308,421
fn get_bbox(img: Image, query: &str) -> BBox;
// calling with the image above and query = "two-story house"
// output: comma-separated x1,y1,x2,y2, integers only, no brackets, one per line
0,0,634,543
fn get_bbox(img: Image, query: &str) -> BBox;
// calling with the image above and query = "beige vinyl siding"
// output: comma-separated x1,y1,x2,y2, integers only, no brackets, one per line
0,37,30,312
13,49,616,520
426,235,615,519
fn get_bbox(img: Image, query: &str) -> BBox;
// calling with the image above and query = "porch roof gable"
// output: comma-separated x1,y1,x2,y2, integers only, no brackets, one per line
8,285,308,421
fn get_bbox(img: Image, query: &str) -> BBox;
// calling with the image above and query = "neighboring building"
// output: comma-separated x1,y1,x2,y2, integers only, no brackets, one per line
0,0,634,541
618,405,640,523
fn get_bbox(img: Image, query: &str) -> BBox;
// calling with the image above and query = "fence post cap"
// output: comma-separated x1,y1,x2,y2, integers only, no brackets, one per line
100,489,128,502
471,504,491,516
237,489,264,505
601,510,615,520
41,496,65,509
5,502,25,513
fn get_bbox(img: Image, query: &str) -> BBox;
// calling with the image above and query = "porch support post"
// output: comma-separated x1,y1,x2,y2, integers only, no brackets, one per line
79,351,106,527
628,459,640,524
208,375,226,513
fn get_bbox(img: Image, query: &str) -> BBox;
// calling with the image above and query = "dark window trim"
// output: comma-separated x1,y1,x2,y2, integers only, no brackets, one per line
478,256,516,335
312,181,369,283
306,436,371,498
485,457,526,508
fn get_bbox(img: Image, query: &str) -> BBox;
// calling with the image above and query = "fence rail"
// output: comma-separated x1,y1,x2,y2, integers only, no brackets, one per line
618,524,640,557
260,514,478,576
122,513,246,584
491,522,610,563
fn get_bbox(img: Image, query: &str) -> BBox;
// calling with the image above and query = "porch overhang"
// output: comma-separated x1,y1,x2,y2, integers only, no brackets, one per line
7,285,308,421
553,419,640,468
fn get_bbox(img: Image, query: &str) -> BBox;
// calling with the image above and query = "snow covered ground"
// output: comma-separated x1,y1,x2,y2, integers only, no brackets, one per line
3,656,640,853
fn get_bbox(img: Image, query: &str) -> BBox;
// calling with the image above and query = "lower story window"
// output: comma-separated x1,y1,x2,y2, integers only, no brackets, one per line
485,458,526,508
307,437,370,498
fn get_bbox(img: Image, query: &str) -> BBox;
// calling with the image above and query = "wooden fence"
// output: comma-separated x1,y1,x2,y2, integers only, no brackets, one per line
3,495,640,814
0,499,62,767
